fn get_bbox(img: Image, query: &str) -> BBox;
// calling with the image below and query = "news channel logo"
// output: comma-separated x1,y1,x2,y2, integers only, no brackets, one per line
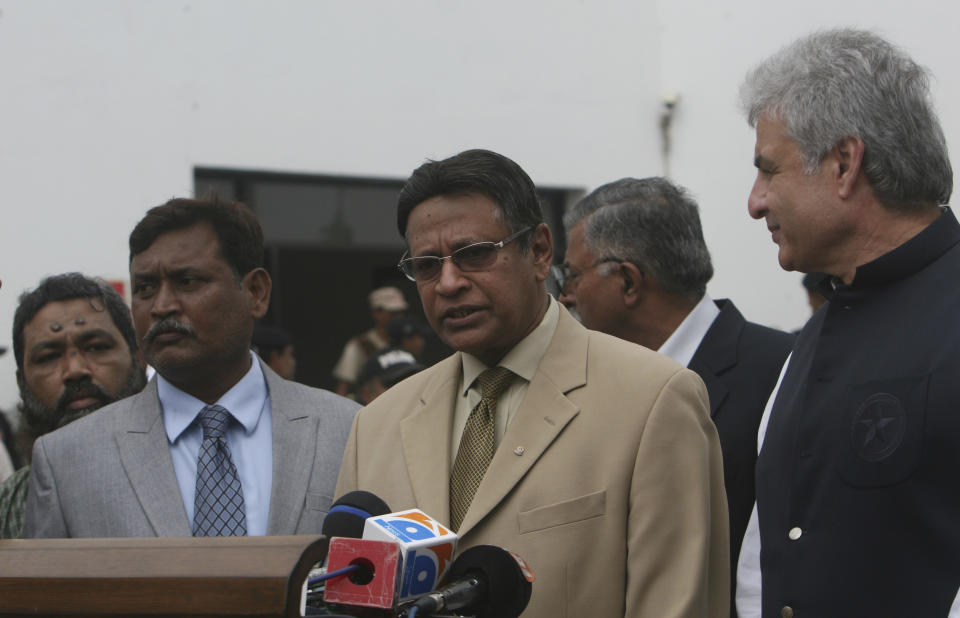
364,509,458,600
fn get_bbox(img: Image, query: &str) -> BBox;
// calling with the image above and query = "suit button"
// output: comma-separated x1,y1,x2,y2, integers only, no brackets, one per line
781,606,794,618
788,526,802,540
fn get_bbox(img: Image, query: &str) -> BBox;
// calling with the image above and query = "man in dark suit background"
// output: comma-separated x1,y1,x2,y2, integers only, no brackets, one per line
556,176,793,613
23,197,359,538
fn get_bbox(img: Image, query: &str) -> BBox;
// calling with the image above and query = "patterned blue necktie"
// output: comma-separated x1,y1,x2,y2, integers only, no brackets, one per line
193,405,247,536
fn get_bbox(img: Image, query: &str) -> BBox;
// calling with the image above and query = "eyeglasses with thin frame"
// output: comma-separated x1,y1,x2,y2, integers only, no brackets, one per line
398,226,534,283
550,257,625,295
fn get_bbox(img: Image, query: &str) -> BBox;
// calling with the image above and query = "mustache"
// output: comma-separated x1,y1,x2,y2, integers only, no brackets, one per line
55,379,111,416
143,318,195,343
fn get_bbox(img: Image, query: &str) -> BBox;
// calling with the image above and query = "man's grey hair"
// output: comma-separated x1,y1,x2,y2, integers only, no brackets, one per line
563,177,713,299
739,28,952,211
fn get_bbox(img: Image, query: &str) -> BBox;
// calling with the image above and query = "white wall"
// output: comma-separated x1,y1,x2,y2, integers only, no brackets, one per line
0,0,663,410
1,0,957,411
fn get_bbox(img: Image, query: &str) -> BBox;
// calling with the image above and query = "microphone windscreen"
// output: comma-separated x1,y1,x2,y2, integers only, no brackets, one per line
446,545,534,618
323,491,392,539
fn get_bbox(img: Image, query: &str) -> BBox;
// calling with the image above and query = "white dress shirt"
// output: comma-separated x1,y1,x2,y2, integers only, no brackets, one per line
657,293,720,366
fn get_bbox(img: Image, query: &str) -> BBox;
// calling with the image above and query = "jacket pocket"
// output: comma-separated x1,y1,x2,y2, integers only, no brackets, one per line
837,375,926,488
518,490,606,534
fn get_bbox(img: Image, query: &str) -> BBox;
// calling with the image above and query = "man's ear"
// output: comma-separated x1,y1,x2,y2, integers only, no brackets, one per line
243,268,273,319
530,223,554,282
831,135,866,199
16,369,24,391
619,261,645,307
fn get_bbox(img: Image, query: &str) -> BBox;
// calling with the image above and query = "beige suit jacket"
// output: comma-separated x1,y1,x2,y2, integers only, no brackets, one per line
336,306,729,617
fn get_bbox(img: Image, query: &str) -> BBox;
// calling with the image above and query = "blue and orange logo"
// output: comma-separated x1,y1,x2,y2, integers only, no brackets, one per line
370,511,456,599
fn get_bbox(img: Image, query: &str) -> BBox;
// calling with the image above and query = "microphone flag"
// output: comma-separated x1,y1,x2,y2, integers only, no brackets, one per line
323,537,402,610
362,509,458,602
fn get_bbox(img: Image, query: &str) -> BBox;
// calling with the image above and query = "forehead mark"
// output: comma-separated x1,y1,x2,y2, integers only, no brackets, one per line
74,317,86,325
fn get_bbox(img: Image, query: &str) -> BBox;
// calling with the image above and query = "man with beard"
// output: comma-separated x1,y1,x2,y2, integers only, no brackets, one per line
0,273,146,538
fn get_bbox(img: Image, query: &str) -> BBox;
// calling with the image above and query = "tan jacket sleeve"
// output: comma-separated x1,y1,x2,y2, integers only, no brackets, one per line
627,368,730,617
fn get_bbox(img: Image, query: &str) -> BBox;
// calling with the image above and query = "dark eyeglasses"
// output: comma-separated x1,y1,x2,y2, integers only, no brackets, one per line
398,227,533,283
550,257,625,295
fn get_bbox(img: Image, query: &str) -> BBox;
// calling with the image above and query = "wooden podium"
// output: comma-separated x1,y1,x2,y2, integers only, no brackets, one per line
0,535,328,617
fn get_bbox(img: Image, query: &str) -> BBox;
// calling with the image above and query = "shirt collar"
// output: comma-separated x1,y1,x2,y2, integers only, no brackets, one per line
658,293,720,367
461,295,559,394
830,206,960,298
160,351,269,443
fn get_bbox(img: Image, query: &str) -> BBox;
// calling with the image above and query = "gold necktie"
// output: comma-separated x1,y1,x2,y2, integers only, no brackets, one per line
449,366,514,531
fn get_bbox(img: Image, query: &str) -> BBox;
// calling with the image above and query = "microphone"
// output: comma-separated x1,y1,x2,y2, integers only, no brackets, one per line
322,507,457,613
322,537,403,613
408,545,534,618
311,490,391,595
323,490,392,539
362,509,458,602
306,491,394,615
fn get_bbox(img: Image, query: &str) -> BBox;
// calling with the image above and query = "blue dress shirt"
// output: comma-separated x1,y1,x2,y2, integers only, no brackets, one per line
160,353,273,536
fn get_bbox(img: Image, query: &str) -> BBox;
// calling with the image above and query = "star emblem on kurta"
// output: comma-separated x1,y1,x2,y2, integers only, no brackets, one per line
859,412,896,448
851,392,907,462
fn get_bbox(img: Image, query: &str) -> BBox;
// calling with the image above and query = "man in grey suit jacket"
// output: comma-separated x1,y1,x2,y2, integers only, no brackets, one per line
23,197,359,538
556,177,793,615
336,150,729,617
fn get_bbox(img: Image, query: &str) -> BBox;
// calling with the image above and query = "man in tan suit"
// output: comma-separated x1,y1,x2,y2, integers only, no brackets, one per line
336,149,729,617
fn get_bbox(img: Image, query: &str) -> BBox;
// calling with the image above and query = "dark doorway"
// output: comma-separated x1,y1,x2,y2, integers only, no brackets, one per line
266,245,436,391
